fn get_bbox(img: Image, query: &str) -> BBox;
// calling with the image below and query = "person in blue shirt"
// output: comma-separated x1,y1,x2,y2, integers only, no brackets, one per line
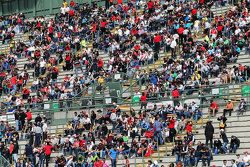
153,116,164,145
109,147,118,167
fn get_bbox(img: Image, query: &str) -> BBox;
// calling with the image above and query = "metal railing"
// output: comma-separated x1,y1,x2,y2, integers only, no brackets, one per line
0,155,11,167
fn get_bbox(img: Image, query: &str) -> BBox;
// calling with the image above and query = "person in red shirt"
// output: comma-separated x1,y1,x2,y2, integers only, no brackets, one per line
172,88,180,99
186,121,193,134
140,92,147,111
70,0,75,7
100,20,107,34
97,58,104,71
154,33,161,54
209,100,219,117
26,109,32,122
147,0,154,14
69,9,75,17
94,158,104,167
177,25,185,45
172,88,180,106
11,75,17,91
43,142,53,167
22,87,30,99
191,8,197,20
117,0,122,4
168,117,176,142
217,24,224,37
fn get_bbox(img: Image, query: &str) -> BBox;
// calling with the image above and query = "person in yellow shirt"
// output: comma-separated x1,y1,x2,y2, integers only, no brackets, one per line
223,100,234,116
63,0,68,8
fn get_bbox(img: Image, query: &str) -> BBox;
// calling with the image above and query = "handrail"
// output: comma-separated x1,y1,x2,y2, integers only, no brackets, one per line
0,155,11,167
2,90,247,114
0,83,250,108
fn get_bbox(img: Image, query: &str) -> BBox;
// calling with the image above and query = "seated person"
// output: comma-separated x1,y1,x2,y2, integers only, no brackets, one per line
223,100,234,117
213,139,222,154
229,135,240,153
237,98,247,115
209,100,219,117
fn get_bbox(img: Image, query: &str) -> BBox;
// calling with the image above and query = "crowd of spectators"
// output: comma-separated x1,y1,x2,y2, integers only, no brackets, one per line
0,0,249,111
0,0,249,167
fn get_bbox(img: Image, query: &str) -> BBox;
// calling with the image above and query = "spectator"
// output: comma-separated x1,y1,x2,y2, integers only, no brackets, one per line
223,100,234,117
220,130,229,154
209,100,219,117
43,142,53,167
230,136,240,153
109,146,118,167
205,121,214,149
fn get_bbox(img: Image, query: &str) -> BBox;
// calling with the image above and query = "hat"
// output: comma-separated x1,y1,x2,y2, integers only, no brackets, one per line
228,99,231,102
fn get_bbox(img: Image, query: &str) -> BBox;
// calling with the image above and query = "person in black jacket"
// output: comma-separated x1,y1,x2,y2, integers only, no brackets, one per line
11,139,19,166
18,110,27,131
35,114,42,124
230,136,240,153
205,121,214,148
213,139,222,154
25,144,35,165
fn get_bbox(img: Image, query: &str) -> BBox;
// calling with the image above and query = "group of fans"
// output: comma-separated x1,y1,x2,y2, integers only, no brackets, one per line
0,0,249,166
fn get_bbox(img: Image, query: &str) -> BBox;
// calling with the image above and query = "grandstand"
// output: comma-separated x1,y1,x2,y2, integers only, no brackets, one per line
0,0,249,167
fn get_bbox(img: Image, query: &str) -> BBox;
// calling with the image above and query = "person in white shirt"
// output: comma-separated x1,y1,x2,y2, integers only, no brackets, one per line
231,159,237,167
222,160,227,167
170,38,177,57
42,121,48,141
243,151,250,165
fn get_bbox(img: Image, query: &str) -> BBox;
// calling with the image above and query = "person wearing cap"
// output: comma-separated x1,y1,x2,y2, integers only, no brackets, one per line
223,100,234,117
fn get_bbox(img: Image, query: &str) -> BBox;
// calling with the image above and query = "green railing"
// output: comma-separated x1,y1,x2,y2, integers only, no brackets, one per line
0,155,11,167
3,82,249,126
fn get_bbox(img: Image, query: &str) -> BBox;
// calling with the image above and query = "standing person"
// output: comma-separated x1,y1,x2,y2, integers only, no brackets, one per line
172,87,180,106
140,92,147,111
33,123,42,147
205,121,214,148
25,144,34,165
153,116,163,145
109,146,118,167
19,110,27,131
43,142,53,167
42,120,48,142
14,111,19,131
10,139,19,167
26,109,32,123
168,117,176,142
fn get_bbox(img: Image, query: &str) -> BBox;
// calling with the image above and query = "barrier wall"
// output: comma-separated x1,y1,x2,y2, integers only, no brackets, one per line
0,0,98,17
